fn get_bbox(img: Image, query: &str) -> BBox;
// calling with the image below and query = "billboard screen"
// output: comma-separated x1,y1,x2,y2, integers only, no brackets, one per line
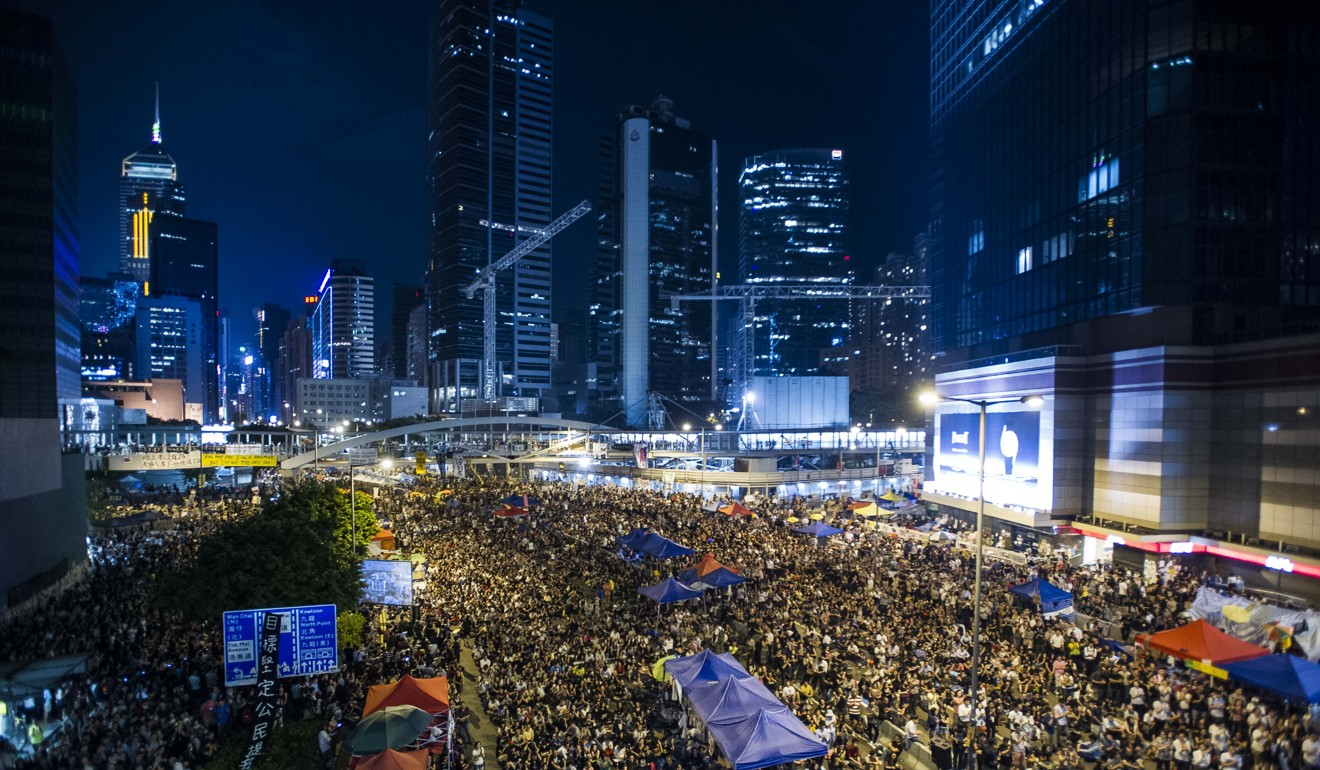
362,559,414,606
934,410,1046,509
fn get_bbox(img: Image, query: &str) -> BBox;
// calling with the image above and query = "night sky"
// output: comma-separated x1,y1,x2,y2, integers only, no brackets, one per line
8,0,929,348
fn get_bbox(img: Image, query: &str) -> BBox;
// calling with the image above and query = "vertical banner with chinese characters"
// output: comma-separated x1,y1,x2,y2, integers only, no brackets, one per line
238,612,283,770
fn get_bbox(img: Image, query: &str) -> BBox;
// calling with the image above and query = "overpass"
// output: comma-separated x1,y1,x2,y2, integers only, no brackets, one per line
281,417,617,470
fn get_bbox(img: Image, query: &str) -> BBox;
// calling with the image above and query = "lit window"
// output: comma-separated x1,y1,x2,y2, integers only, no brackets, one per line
1016,247,1033,274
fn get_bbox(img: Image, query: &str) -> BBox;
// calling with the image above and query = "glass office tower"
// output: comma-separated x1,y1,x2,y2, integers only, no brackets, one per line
739,149,851,377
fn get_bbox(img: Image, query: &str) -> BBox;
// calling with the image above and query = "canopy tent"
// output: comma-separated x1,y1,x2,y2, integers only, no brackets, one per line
677,553,741,584
492,504,529,518
1222,655,1320,703
718,502,755,517
791,522,844,537
707,707,829,770
1007,577,1075,619
879,490,903,503
616,527,652,548
355,748,430,770
634,532,695,559
702,502,723,513
692,567,747,591
1136,619,1271,664
638,577,702,605
499,493,541,507
664,649,752,688
847,501,880,517
686,676,784,726
363,675,450,716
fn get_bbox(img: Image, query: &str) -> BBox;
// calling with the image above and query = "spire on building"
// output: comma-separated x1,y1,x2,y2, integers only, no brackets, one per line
151,82,161,144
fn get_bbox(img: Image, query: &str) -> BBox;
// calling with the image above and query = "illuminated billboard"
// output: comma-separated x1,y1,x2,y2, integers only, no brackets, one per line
932,409,1048,510
361,559,413,606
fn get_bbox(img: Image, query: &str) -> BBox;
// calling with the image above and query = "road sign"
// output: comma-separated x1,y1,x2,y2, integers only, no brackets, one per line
222,604,338,686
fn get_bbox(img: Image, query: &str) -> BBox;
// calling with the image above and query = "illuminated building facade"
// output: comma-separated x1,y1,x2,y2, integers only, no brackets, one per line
150,216,218,421
80,273,140,382
739,148,851,376
0,8,88,607
926,0,1320,556
134,295,204,420
591,97,717,425
311,262,375,380
119,88,185,286
425,0,554,409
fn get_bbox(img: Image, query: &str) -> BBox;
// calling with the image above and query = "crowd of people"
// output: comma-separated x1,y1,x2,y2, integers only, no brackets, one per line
3,471,1319,770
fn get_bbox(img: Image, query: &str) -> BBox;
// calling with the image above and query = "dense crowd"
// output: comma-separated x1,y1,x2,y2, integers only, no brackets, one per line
3,473,1319,770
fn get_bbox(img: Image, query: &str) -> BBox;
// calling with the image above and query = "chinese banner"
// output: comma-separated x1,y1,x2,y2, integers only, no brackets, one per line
239,612,283,770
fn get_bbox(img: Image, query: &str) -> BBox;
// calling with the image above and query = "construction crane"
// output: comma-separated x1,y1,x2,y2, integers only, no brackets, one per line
463,199,592,401
669,283,932,412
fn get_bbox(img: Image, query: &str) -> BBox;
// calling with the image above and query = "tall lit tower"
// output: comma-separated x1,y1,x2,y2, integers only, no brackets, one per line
425,0,553,412
738,149,851,376
119,84,185,286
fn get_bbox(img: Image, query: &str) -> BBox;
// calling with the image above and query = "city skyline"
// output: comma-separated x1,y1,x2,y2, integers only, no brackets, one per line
5,0,929,345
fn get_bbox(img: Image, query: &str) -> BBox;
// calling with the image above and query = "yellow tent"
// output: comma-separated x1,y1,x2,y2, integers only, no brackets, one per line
880,491,903,503
851,502,880,517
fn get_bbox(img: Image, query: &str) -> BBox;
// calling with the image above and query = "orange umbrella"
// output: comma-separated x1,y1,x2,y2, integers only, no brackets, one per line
356,748,429,770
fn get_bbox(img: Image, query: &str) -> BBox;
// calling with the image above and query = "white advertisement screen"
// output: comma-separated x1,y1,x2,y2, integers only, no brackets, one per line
361,559,414,606
932,409,1049,510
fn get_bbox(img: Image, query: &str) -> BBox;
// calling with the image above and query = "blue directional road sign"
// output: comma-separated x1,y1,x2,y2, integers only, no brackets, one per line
222,604,339,687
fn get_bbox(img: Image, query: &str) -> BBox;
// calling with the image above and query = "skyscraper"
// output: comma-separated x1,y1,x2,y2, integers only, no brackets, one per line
311,261,375,380
0,8,87,606
926,1,1320,545
150,216,218,420
738,149,851,377
850,247,931,397
391,284,423,381
119,86,185,286
591,97,717,426
135,295,204,421
425,0,553,411
275,317,313,425
80,272,140,382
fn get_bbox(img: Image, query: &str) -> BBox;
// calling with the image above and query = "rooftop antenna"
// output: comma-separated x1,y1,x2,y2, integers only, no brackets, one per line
151,82,161,144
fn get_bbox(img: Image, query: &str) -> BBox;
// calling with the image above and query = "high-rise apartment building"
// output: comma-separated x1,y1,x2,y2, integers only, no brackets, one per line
0,8,87,606
926,1,1320,555
150,216,218,420
425,0,554,411
591,97,717,425
311,262,375,380
275,317,313,424
738,149,851,377
119,88,185,286
850,247,931,395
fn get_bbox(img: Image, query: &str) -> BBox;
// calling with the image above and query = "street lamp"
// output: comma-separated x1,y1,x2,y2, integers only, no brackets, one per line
919,389,1044,769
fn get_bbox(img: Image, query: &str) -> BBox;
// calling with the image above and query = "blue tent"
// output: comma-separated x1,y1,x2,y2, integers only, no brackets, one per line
1008,578,1074,619
692,567,747,590
707,708,829,770
635,532,695,559
616,527,652,549
664,649,752,688
1223,655,1320,703
791,522,844,537
638,577,702,605
686,676,784,725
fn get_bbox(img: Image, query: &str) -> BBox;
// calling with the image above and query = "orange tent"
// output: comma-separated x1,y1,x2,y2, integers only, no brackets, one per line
718,502,755,517
371,530,396,550
690,552,741,578
1136,619,1270,665
364,675,450,716
356,748,429,770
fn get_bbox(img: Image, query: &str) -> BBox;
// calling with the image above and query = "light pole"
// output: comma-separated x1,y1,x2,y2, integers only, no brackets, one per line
920,390,1044,769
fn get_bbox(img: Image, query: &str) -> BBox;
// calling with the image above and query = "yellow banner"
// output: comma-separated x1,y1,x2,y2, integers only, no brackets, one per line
415,452,427,476
201,454,278,467
1184,658,1228,679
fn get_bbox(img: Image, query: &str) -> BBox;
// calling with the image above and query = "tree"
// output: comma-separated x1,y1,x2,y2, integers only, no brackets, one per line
157,481,378,623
